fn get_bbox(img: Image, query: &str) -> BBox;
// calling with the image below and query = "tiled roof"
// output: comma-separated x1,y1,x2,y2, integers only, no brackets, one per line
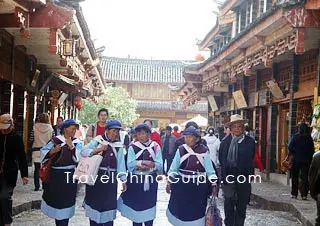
136,100,207,112
101,57,188,83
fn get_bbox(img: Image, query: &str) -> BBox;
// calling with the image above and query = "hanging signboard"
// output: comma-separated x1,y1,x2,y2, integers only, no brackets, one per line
266,79,285,99
232,90,248,109
207,95,218,112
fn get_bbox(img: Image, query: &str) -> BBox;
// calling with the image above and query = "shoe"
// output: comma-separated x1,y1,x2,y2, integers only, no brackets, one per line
34,187,40,191
291,195,297,199
302,197,307,200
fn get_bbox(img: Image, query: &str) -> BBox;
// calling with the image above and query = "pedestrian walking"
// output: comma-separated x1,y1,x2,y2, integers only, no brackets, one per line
161,126,177,175
118,123,163,226
53,116,64,136
219,114,255,226
143,119,162,147
289,123,314,200
31,113,54,191
166,126,217,226
203,127,220,169
40,120,83,226
0,114,28,226
309,151,320,226
81,120,127,226
86,108,109,143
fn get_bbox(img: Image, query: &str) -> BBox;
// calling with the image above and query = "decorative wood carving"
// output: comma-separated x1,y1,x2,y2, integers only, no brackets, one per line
284,7,320,28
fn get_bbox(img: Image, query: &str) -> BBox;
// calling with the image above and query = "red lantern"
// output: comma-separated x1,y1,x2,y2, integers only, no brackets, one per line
195,54,205,62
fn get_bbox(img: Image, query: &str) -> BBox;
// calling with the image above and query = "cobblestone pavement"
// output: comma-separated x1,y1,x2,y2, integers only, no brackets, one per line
13,183,302,226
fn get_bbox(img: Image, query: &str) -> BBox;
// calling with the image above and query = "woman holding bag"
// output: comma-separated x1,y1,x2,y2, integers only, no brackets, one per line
40,119,82,226
166,126,217,226
81,120,127,226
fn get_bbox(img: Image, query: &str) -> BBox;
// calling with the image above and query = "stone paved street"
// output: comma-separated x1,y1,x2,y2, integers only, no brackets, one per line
13,182,302,226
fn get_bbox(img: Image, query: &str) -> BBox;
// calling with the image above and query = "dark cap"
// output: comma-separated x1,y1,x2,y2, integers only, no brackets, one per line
106,120,122,130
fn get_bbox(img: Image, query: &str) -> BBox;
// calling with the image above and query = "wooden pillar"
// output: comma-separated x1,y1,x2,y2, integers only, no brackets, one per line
12,85,25,137
208,100,214,126
289,54,300,138
0,81,12,114
26,92,35,163
266,104,278,178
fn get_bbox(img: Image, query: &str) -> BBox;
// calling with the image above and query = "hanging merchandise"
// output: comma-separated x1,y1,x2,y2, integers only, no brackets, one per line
311,104,320,152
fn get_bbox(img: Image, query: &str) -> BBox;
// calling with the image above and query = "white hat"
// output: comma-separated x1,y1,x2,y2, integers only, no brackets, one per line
0,114,13,130
226,114,247,127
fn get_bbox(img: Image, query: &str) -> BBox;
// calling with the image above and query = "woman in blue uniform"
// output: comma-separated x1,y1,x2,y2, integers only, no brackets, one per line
118,123,163,226
166,126,217,226
40,119,83,226
81,120,127,226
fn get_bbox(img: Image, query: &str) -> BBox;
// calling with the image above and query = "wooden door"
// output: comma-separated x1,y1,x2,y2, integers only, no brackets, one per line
278,105,289,173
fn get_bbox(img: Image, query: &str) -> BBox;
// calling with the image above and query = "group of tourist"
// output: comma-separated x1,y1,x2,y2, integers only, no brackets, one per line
0,109,320,226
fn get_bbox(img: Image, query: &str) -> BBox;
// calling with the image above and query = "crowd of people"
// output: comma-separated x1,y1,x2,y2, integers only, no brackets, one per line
0,110,319,226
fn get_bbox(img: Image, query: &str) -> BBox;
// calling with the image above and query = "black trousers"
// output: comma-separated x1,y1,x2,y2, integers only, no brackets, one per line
316,195,320,226
0,190,13,226
291,162,310,197
90,220,113,226
223,182,251,226
34,162,41,189
55,219,69,226
133,220,153,226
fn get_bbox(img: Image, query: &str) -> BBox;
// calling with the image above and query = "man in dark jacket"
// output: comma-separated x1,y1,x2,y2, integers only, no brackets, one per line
53,116,64,136
309,151,320,226
219,114,255,226
0,114,28,226
161,126,177,174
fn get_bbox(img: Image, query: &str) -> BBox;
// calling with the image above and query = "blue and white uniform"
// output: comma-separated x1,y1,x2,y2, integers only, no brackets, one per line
40,135,82,221
166,142,216,226
81,134,126,225
118,140,163,224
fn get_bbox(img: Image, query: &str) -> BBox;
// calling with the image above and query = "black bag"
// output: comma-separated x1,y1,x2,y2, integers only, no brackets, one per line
0,136,12,199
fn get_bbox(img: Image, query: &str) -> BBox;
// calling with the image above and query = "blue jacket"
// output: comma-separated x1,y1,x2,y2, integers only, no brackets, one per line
218,134,255,181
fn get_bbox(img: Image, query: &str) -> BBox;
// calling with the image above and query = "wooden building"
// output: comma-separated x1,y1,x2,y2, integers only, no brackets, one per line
180,0,320,179
0,0,105,153
101,57,207,127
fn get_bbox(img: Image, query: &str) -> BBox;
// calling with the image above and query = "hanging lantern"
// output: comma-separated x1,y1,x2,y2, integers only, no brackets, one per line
62,39,74,56
195,54,205,62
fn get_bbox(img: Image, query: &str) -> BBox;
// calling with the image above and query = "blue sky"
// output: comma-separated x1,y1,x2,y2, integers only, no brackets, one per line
81,0,217,60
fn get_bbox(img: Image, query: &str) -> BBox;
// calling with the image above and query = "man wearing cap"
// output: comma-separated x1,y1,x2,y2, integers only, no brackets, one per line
161,126,177,174
218,114,256,226
0,114,28,226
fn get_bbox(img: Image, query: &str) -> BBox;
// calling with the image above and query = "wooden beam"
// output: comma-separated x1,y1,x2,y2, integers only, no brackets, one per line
295,28,305,54
254,36,265,46
244,68,254,76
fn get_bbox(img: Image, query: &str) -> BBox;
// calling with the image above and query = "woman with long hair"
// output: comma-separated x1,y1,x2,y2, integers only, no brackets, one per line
32,113,54,191
289,123,315,200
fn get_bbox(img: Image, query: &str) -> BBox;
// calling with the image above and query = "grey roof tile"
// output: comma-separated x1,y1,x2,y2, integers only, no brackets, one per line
101,57,188,83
